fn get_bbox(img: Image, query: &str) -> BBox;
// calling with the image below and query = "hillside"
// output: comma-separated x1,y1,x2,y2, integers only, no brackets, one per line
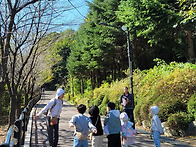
65,59,196,136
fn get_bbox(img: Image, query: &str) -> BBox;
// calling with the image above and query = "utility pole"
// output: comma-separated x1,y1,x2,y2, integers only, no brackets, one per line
122,26,133,94
99,22,133,94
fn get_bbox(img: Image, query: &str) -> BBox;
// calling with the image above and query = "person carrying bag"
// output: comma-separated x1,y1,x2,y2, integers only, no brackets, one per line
34,88,64,147
69,104,97,147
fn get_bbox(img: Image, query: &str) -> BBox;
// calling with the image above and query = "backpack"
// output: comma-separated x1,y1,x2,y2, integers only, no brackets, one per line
43,99,57,116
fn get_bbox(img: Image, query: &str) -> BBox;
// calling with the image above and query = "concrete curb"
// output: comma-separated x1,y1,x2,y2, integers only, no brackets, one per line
136,128,194,147
24,108,35,147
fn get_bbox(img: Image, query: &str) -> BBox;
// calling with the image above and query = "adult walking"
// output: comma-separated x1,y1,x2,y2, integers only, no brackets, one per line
34,88,64,147
120,86,135,129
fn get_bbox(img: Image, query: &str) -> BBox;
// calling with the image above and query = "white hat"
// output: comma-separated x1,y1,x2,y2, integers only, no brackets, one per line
55,88,64,98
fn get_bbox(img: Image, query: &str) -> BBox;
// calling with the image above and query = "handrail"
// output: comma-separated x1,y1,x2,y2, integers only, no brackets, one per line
0,93,41,147
4,126,15,145
1,125,18,147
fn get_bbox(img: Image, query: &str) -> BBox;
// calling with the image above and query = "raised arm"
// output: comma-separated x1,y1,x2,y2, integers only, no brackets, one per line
34,99,55,120
104,113,110,126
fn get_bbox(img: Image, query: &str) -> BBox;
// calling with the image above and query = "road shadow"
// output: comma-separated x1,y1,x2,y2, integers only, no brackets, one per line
62,104,75,108
34,103,75,109
58,128,74,146
34,104,47,108
32,117,49,147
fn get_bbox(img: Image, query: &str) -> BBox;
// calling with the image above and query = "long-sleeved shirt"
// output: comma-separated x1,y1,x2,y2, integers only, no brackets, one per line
120,93,134,109
38,98,63,118
151,115,164,133
69,114,96,135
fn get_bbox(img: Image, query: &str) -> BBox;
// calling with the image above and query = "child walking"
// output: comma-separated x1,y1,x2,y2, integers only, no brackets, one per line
150,106,164,147
89,105,103,147
120,112,136,147
69,104,97,147
104,102,121,147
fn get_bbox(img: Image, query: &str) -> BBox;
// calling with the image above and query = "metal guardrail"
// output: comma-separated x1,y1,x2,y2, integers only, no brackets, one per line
0,94,41,147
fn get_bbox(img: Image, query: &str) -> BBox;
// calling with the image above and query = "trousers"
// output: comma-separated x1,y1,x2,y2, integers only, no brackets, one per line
92,135,103,147
46,117,59,147
107,133,121,147
153,130,161,147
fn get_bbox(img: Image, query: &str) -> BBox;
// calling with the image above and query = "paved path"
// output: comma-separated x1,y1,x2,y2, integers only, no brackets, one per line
31,91,193,147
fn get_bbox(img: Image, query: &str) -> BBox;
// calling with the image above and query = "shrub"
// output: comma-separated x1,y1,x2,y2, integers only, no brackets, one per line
67,61,196,136
134,63,196,125
166,112,192,136
158,99,186,122
91,86,109,107
155,68,196,101
187,94,196,120
99,95,109,115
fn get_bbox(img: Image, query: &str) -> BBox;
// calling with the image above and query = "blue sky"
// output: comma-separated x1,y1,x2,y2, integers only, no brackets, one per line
52,0,92,32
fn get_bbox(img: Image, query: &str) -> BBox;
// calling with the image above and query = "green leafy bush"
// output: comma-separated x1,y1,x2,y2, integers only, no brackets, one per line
187,94,196,120
134,61,196,128
166,112,192,136
158,98,186,122
99,95,109,115
65,61,196,136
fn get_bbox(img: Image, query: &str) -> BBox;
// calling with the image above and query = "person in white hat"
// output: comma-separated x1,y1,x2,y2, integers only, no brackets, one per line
34,88,64,147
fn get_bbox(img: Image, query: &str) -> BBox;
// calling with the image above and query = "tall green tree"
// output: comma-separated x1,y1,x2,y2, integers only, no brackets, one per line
67,0,128,94
174,0,196,62
50,29,75,89
116,0,195,66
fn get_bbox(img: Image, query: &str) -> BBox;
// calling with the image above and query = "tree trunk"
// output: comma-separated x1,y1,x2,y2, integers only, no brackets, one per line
186,30,195,62
113,61,116,81
16,94,22,118
24,91,28,107
97,69,101,87
0,82,5,114
30,78,36,100
24,86,28,107
2,7,16,127
93,71,96,88
71,77,74,97
80,78,84,96
111,65,114,81
91,71,95,90
103,69,107,81
9,94,17,126
118,61,121,79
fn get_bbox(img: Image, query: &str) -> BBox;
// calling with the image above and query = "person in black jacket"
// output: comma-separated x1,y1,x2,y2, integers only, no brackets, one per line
120,86,135,129
89,105,103,147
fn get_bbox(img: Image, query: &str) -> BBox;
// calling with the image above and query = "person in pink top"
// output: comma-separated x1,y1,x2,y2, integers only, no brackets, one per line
120,112,137,147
